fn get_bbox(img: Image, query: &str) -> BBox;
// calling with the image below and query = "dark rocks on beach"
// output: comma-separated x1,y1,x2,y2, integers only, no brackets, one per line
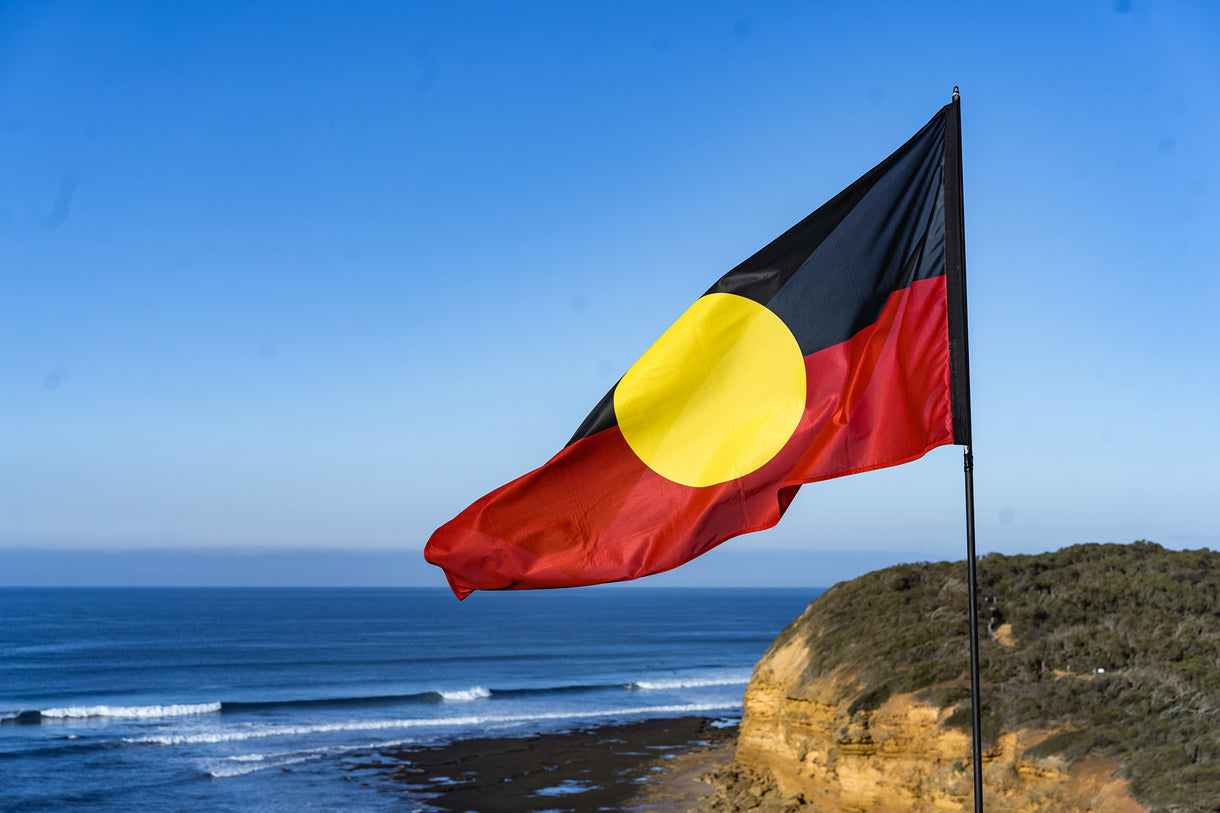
352,716,735,812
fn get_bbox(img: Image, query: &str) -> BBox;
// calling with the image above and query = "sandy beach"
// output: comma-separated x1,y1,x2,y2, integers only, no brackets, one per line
356,715,735,812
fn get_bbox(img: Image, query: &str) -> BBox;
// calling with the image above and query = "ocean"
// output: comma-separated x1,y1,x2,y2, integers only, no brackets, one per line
0,587,818,812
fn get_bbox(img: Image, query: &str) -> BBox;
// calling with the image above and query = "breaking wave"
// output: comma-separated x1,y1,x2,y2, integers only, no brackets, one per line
628,676,750,691
126,702,737,746
438,687,491,702
17,703,222,722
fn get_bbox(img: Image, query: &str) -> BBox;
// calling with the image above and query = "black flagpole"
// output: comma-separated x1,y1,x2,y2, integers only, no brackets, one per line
944,86,983,812
965,447,982,812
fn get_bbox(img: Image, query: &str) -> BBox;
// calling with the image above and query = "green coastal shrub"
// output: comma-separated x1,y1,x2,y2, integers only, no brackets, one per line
846,683,892,715
1024,729,1102,762
789,541,1220,813
944,702,1004,750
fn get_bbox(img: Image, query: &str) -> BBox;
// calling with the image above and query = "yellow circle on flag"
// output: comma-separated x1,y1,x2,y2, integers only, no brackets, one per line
614,293,806,488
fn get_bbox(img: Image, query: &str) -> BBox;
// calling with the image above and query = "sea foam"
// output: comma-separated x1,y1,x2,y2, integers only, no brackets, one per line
205,753,321,778
628,675,751,691
39,703,222,720
438,687,491,702
127,701,737,746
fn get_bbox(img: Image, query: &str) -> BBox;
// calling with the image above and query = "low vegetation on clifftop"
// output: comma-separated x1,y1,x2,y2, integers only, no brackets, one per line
764,540,1220,812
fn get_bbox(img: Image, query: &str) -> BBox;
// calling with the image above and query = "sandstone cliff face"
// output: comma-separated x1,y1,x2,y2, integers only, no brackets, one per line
709,604,1145,813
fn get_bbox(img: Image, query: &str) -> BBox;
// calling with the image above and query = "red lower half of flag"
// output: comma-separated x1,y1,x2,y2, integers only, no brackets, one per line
426,276,954,599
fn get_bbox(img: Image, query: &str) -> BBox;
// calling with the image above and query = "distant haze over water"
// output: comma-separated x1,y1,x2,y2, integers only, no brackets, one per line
0,547,925,588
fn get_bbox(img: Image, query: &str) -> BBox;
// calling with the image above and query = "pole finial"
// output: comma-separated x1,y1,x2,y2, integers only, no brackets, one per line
953,86,960,102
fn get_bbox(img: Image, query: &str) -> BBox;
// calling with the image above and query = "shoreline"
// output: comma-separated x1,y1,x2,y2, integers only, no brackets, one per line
354,715,735,812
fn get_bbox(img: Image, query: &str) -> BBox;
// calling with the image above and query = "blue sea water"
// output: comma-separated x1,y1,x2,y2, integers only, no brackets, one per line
0,587,817,812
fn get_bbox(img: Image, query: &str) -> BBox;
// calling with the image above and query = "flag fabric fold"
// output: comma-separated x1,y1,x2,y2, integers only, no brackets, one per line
426,101,970,599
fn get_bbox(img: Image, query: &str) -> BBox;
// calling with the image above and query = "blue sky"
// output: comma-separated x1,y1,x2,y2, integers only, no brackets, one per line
2,1,1217,586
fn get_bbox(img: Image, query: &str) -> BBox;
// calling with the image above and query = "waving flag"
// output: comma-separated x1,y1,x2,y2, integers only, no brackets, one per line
427,100,970,599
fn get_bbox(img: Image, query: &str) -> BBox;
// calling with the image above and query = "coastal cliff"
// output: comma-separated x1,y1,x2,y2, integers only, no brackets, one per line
708,542,1220,813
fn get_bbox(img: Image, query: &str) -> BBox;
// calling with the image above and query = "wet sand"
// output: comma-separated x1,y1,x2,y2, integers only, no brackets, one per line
354,715,735,812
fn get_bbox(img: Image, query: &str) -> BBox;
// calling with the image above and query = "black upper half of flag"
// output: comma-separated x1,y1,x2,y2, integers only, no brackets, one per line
570,104,963,448
711,112,945,355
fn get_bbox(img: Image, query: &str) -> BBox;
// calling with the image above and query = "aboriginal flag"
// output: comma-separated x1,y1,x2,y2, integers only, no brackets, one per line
427,100,971,599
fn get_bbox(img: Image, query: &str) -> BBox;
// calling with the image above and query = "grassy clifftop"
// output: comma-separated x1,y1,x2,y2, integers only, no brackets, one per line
771,540,1220,812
